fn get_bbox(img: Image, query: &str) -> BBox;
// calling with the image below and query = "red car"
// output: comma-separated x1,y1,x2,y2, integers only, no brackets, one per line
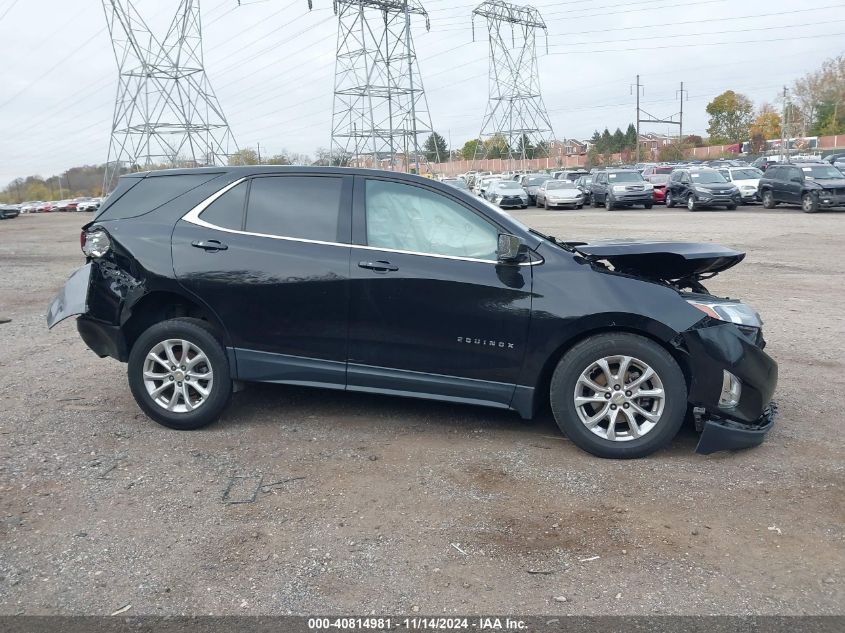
647,174,670,204
36,201,56,213
641,165,676,178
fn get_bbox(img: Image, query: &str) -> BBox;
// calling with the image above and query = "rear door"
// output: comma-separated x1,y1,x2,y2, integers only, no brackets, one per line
172,173,353,387
346,176,534,408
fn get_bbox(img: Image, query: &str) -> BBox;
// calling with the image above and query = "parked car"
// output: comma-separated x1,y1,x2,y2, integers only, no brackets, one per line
441,179,470,192
37,201,57,212
646,174,670,204
20,200,42,213
55,199,73,212
486,180,528,208
750,156,783,172
473,176,496,197
641,165,676,178
717,167,763,203
0,203,21,219
77,197,103,212
520,173,550,205
590,169,654,210
758,162,845,213
46,166,777,458
822,152,845,171
536,180,584,209
574,174,594,204
665,168,741,211
556,170,589,183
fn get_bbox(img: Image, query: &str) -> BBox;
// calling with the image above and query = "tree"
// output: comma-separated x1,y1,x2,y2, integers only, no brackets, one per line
461,139,482,160
534,140,549,158
658,142,685,162
624,123,637,151
812,100,845,136
599,128,612,153
705,90,754,144
228,148,259,165
514,134,535,159
750,103,782,141
611,128,626,153
683,134,704,147
313,147,349,167
791,54,845,137
423,132,448,162
483,134,509,159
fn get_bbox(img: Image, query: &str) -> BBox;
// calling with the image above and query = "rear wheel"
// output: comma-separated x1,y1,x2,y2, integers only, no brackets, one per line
761,190,776,209
549,333,687,459
802,192,819,213
665,191,675,208
605,195,615,211
127,318,232,430
593,194,602,208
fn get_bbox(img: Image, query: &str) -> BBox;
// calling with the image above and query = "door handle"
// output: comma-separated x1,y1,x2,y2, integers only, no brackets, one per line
358,260,398,273
192,240,228,251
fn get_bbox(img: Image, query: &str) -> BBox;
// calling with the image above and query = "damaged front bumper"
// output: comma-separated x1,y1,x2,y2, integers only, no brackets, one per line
681,321,778,455
695,402,777,454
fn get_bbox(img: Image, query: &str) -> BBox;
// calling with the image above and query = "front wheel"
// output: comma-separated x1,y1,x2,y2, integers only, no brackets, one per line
127,318,233,430
644,202,653,209
687,195,698,211
666,192,675,208
726,204,737,210
802,192,819,213
605,195,615,211
549,333,687,459
761,190,776,209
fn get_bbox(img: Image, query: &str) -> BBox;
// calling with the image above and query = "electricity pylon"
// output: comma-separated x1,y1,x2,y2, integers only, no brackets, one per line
471,0,554,169
102,0,238,193
326,0,439,173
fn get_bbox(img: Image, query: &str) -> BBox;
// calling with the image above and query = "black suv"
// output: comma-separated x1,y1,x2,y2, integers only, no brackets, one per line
47,167,777,459
665,167,741,211
590,169,653,210
758,162,845,213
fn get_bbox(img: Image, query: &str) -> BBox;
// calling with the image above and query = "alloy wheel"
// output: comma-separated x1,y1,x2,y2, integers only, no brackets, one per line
573,355,665,442
143,339,214,413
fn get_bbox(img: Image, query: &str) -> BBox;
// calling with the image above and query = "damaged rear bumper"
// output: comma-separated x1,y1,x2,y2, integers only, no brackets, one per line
695,402,777,454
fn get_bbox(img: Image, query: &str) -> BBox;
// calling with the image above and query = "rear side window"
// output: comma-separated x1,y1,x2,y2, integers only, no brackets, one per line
199,182,247,230
245,176,343,242
97,173,220,221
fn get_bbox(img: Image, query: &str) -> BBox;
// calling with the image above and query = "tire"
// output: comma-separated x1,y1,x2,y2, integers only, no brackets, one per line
127,317,233,430
605,195,615,211
537,198,545,208
644,202,653,209
761,190,776,209
593,194,602,208
549,333,688,459
687,195,698,212
726,204,737,210
665,192,675,208
802,192,819,213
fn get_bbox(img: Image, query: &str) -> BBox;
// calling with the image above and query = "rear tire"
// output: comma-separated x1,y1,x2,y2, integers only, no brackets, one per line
666,192,675,208
761,190,776,209
605,196,615,211
549,333,687,459
802,192,819,213
593,195,602,208
127,318,232,430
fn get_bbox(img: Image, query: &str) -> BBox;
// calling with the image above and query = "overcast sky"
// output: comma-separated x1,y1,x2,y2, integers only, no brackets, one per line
0,0,842,187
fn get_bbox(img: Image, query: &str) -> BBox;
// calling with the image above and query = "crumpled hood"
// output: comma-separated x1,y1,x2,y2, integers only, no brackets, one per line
567,240,745,281
807,178,845,189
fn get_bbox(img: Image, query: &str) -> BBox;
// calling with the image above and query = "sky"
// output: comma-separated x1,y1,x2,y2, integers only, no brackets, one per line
0,0,842,188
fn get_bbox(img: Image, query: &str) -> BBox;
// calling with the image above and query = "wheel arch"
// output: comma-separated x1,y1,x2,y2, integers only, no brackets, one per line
526,318,692,418
121,289,231,354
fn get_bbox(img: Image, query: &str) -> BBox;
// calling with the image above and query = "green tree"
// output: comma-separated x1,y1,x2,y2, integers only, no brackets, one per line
811,100,845,136
611,128,626,152
684,134,704,147
461,138,482,160
423,132,448,162
484,134,509,159
624,123,637,151
705,90,754,144
228,148,259,165
514,134,534,159
534,140,549,158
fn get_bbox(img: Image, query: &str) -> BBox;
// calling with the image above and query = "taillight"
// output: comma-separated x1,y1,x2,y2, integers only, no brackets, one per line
81,229,112,258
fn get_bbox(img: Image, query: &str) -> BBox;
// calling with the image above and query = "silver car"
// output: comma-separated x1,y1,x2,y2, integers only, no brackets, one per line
486,180,528,208
536,180,585,209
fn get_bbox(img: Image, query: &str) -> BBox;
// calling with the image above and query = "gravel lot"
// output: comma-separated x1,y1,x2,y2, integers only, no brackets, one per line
1,206,843,616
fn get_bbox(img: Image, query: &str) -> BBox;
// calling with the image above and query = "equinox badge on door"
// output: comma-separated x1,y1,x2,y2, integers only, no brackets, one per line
457,336,515,349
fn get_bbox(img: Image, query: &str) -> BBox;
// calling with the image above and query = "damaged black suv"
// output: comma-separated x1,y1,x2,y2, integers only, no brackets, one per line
47,167,777,459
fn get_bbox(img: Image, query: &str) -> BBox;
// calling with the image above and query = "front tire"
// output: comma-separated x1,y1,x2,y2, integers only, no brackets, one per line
644,202,653,209
802,192,819,213
761,190,776,209
127,318,232,430
549,333,687,459
687,195,698,211
605,195,615,211
666,192,675,208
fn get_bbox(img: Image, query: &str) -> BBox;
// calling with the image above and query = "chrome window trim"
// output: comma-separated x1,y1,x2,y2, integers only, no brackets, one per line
181,177,542,266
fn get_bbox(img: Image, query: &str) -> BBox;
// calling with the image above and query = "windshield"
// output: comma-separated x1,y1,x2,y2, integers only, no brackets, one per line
547,181,576,189
690,171,727,183
497,181,522,189
525,176,547,186
731,168,762,180
802,165,844,179
649,174,670,184
607,172,643,183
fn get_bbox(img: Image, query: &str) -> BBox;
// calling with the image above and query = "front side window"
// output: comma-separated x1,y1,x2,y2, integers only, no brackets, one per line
365,179,499,260
245,176,343,242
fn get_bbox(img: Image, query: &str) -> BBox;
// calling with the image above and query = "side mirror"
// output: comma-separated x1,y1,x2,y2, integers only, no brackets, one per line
497,234,525,263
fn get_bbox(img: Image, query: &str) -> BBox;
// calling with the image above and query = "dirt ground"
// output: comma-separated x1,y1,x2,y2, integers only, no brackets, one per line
0,207,843,616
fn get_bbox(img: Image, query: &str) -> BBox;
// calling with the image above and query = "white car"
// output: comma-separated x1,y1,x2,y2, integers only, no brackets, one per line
473,176,498,197
718,167,763,203
77,197,102,212
536,180,585,209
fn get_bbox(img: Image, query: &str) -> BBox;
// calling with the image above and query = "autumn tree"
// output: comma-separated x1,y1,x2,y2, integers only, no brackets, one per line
790,54,845,136
750,103,782,140
461,138,482,160
705,90,754,144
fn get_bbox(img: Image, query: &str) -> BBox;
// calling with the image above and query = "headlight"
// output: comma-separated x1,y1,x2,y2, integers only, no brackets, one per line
694,186,711,194
612,185,627,192
687,299,762,328
81,229,111,258
642,183,654,191
741,185,756,191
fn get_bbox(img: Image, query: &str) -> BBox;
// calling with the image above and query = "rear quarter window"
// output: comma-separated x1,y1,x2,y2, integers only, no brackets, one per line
96,173,221,221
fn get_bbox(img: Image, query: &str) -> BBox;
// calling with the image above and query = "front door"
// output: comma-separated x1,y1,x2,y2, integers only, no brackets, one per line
347,176,534,409
172,173,353,387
